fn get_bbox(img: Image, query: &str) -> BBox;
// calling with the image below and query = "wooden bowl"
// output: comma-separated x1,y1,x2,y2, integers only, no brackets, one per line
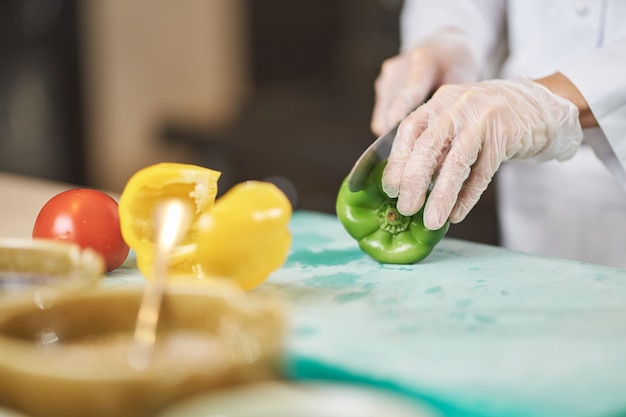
0,238,104,307
0,285,284,417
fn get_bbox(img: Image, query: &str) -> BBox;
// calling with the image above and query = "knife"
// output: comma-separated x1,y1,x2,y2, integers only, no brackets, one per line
347,126,397,192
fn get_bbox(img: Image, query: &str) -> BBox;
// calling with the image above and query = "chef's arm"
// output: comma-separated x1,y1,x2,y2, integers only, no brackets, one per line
534,73,599,129
372,0,506,135
400,0,505,76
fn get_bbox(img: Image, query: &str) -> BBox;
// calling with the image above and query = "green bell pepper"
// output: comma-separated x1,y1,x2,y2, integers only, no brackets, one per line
336,160,449,264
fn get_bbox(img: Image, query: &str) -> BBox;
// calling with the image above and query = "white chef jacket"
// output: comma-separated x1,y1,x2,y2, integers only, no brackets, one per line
400,0,626,268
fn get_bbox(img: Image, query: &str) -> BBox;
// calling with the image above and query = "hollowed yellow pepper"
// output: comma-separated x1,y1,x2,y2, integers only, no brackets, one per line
118,162,292,290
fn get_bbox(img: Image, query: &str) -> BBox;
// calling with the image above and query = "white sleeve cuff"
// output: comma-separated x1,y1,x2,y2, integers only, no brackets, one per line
559,36,626,188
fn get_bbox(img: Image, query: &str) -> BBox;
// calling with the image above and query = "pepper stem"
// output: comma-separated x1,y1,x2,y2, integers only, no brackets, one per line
377,201,410,234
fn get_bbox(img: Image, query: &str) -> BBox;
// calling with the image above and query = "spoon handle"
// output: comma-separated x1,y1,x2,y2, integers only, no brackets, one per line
129,198,193,370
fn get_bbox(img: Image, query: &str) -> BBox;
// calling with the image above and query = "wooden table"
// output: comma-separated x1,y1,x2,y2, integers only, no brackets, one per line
0,173,77,239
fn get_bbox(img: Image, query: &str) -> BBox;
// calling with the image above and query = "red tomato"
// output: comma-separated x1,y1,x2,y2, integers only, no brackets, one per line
32,188,130,272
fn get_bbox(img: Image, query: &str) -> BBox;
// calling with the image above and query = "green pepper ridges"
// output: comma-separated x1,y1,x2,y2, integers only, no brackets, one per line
336,160,448,264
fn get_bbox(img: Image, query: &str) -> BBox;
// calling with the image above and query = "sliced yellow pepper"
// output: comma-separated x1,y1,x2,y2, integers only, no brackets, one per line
196,180,292,290
118,162,293,290
118,162,221,280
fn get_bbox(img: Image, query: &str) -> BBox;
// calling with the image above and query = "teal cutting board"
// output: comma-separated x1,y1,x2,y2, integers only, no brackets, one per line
108,210,626,417
256,211,626,417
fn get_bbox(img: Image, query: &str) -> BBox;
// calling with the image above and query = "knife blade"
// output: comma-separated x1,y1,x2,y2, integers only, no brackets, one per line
347,126,397,192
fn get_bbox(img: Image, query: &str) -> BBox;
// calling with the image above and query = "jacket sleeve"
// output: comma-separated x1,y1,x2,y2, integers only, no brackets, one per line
559,36,626,186
400,0,506,78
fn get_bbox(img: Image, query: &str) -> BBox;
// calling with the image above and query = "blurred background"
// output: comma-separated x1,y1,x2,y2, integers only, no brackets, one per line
0,0,499,246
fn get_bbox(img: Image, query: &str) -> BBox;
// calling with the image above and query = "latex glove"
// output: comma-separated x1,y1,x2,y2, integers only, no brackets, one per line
382,78,584,230
371,31,478,136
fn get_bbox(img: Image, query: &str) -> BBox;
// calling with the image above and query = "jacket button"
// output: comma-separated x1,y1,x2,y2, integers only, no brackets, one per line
574,0,589,16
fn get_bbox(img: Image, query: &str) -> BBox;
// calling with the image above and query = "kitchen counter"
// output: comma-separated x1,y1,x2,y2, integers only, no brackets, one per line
2,172,626,417
0,173,79,239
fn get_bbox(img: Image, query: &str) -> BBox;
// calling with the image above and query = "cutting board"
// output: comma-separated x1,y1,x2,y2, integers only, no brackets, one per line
255,211,626,417
107,210,626,417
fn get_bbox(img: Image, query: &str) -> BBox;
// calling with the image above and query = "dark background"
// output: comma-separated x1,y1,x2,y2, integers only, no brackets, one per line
0,0,500,246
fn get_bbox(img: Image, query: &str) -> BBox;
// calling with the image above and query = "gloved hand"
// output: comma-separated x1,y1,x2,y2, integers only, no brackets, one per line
382,78,584,230
371,30,478,136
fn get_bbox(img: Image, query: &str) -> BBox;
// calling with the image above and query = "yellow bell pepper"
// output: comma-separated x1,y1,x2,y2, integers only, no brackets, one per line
196,180,292,290
118,162,221,280
118,162,292,290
